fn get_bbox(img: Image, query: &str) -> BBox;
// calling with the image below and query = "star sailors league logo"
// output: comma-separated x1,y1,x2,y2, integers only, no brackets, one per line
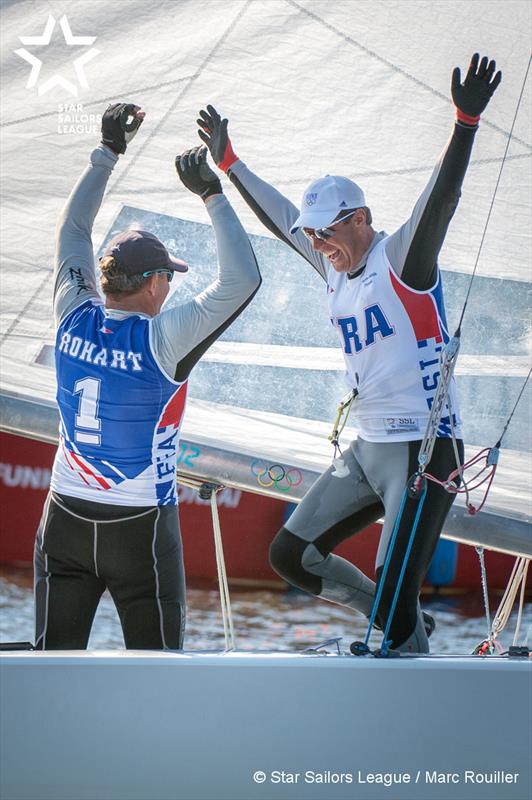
15,15,99,96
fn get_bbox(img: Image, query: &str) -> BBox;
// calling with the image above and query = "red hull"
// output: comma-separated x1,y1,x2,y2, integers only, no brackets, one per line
0,432,521,591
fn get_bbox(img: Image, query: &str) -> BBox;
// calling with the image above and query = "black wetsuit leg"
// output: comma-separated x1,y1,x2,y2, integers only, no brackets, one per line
373,438,463,648
34,494,106,650
99,505,186,650
34,493,186,650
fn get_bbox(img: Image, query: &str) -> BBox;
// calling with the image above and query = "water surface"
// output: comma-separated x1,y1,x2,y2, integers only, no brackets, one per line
1,567,530,655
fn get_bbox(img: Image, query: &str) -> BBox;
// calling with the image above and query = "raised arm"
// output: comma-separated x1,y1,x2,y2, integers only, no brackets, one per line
197,105,328,281
385,54,502,290
53,103,144,326
150,147,262,382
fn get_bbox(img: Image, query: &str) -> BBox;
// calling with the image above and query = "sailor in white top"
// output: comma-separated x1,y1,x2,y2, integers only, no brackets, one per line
197,54,501,652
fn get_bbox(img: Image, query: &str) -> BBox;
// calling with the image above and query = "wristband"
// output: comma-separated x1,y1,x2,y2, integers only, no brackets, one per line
201,180,223,201
219,140,238,173
455,109,480,126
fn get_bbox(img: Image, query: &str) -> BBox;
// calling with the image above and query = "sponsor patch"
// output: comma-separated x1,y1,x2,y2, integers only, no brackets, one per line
384,417,420,434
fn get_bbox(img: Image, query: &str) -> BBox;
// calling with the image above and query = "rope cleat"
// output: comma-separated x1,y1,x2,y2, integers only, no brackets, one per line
373,646,401,658
508,646,530,658
199,481,219,500
407,472,426,499
350,641,371,656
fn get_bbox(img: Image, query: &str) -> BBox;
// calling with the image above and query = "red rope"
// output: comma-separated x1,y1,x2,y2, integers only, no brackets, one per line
422,446,499,515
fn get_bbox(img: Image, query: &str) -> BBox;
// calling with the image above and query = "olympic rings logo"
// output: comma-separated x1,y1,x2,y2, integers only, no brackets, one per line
250,460,303,493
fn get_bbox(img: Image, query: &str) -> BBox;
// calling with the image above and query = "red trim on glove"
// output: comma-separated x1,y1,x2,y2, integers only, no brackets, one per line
455,109,480,126
219,140,238,173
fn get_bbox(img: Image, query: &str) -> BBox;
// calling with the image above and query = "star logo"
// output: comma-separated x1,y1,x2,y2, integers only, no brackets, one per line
15,15,100,97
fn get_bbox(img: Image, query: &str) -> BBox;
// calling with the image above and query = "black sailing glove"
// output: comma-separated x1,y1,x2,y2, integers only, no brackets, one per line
101,103,145,155
175,146,222,201
197,105,238,173
451,54,502,126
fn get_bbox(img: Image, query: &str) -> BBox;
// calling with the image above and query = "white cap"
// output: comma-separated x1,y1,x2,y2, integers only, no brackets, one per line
290,175,366,234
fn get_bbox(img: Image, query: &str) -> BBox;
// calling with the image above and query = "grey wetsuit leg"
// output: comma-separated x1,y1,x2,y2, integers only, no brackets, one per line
283,443,383,618
353,438,413,569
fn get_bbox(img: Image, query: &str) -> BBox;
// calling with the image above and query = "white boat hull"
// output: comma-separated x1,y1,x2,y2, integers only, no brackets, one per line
1,651,530,800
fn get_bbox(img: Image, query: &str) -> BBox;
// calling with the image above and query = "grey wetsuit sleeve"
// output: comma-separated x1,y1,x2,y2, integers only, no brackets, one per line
228,159,328,281
150,194,262,382
53,145,118,326
384,122,477,290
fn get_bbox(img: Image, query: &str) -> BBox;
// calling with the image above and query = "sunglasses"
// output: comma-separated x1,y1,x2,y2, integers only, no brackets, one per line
302,208,359,241
142,269,173,283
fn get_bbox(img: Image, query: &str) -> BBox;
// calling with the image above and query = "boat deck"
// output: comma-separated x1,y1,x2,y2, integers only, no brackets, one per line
1,649,530,800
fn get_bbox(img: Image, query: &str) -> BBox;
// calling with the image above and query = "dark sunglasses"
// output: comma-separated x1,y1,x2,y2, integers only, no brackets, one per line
142,269,173,283
302,208,359,241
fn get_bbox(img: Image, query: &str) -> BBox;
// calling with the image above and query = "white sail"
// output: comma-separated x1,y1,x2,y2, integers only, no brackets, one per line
1,0,530,551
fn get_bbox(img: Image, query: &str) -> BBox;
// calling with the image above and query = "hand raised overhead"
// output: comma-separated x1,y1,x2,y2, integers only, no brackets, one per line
197,105,238,173
101,103,145,154
451,54,502,124
175,145,223,201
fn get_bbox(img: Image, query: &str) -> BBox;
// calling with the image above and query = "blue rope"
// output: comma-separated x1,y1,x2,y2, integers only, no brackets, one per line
380,482,428,656
363,487,409,646
363,480,428,653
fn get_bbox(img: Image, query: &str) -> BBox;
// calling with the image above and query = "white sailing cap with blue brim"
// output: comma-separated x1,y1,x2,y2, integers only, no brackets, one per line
289,175,366,234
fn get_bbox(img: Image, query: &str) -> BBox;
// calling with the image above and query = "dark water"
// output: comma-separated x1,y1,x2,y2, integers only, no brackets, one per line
1,566,530,654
